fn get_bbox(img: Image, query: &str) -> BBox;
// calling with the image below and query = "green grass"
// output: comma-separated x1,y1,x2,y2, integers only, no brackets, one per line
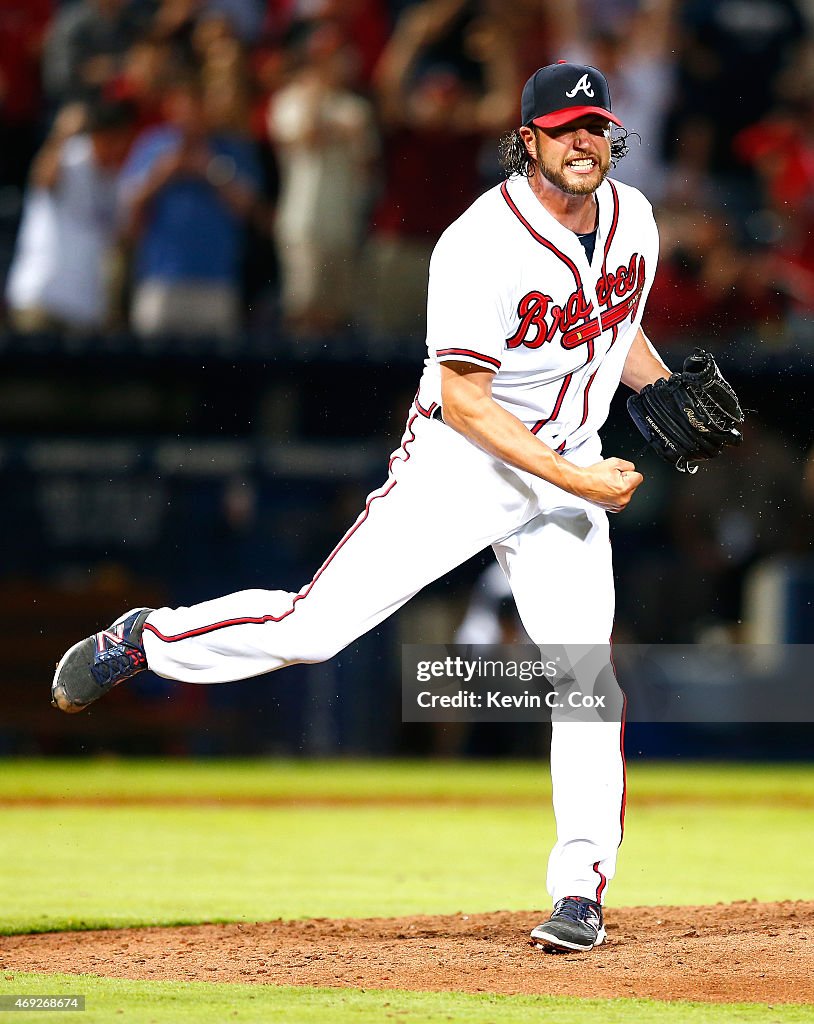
1,804,552,932
1,758,552,801
2,761,812,1021
1,761,812,934
2,758,813,804
1,974,812,1024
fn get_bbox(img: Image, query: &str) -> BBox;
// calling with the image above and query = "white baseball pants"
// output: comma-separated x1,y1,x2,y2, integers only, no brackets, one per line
142,405,626,905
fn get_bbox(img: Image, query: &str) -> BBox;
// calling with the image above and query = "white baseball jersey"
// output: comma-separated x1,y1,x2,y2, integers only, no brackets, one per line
416,174,658,456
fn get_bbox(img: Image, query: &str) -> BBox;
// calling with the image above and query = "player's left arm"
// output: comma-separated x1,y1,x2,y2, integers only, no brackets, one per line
619,326,671,393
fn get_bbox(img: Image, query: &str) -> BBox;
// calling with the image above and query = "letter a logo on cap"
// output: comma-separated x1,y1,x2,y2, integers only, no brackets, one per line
565,74,594,99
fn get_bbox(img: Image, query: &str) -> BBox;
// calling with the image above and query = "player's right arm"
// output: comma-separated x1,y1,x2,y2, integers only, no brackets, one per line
441,361,642,513
29,103,86,190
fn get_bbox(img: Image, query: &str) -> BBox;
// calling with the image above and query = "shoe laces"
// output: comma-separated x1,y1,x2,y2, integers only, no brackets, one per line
552,897,601,927
91,644,145,686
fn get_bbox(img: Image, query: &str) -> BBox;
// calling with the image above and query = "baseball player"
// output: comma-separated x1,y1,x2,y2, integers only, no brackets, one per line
51,62,733,953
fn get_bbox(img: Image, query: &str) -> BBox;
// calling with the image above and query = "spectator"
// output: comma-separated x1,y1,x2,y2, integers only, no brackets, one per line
364,0,516,337
107,38,173,135
194,8,247,71
268,21,378,334
5,98,135,333
196,9,280,323
669,0,808,186
558,0,677,202
150,0,204,70
498,0,558,81
203,0,265,44
195,11,253,132
572,0,640,33
455,562,528,645
315,0,390,86
644,204,784,342
119,73,261,342
0,0,52,191
735,97,814,324
247,41,287,141
628,420,803,640
263,0,390,86
242,42,285,327
42,0,149,104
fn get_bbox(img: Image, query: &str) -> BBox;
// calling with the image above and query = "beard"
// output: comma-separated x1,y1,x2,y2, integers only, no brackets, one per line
538,152,611,196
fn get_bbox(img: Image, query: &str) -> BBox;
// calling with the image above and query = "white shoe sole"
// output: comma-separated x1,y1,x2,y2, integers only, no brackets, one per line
530,924,606,952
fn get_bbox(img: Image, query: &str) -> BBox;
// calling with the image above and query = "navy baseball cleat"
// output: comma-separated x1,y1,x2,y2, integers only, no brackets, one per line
51,608,154,713
530,896,605,952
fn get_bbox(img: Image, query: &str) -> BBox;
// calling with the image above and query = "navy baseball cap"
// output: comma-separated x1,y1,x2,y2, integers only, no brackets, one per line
521,61,623,129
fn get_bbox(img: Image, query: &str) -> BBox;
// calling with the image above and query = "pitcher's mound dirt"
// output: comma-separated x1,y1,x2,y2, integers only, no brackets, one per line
2,901,811,1004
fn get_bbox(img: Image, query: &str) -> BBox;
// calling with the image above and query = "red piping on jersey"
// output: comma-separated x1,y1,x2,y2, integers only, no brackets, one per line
530,373,573,435
414,395,438,419
593,862,607,903
437,347,501,371
143,414,421,644
579,368,598,428
601,181,620,345
602,180,619,279
500,181,582,288
619,689,628,839
593,640,627,904
610,636,628,840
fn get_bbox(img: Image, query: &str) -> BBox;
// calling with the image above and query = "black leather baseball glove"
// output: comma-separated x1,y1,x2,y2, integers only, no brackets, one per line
627,349,744,474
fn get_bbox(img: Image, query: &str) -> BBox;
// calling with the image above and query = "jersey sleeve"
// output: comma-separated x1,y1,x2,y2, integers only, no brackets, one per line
635,201,660,329
425,224,509,373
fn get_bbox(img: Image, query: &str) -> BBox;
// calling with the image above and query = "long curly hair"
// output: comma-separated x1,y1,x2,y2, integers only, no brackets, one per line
498,125,632,179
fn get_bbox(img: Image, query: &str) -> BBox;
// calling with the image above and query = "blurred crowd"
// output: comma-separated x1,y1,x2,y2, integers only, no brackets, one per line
0,0,811,659
0,0,813,344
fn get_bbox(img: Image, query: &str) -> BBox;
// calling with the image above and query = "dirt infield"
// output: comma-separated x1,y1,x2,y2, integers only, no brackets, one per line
2,901,811,1004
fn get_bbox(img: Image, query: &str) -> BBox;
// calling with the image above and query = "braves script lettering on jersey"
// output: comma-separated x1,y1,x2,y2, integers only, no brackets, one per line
417,174,658,454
